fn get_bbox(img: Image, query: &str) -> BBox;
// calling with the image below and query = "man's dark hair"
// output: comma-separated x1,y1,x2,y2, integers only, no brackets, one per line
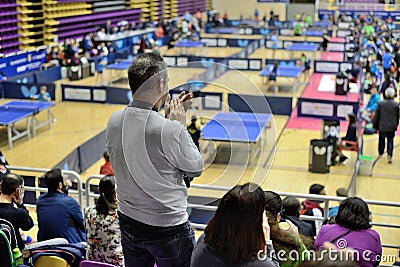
127,52,167,96
1,173,23,195
264,191,283,219
309,184,325,195
282,196,300,217
103,151,110,162
44,169,63,190
336,197,371,230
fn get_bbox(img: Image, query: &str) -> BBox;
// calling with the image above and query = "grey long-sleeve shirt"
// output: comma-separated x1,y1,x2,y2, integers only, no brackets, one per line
106,106,204,227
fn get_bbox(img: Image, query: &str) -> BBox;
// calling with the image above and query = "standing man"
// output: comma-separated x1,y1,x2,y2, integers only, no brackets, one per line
106,52,203,267
36,169,86,243
373,88,400,163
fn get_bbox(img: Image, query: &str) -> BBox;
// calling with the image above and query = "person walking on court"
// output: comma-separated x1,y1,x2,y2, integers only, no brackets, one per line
106,52,204,267
373,88,400,163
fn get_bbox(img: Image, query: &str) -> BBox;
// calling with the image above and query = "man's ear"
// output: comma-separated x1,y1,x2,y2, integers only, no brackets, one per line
58,181,63,190
158,79,165,92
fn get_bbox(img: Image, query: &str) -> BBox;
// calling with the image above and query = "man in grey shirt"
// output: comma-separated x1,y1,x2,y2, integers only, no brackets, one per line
106,52,204,267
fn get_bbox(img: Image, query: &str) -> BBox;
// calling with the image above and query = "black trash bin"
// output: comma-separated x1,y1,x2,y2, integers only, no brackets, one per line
335,71,348,95
309,139,333,173
68,65,81,81
322,119,340,165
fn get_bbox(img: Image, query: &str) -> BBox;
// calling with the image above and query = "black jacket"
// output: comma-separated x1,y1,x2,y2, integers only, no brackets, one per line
373,99,400,132
281,215,314,237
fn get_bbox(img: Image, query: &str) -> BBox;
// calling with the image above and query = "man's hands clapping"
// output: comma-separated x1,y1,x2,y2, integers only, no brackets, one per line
165,92,193,125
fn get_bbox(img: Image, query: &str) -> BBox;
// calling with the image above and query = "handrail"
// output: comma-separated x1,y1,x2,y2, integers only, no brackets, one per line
7,165,84,209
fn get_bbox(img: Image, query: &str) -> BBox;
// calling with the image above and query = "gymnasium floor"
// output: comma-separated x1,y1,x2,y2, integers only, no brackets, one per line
1,47,399,262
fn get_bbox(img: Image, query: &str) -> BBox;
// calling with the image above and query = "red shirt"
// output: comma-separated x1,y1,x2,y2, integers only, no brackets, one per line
100,161,114,176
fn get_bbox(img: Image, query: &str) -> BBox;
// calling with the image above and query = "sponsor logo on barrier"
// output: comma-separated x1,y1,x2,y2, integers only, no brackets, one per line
93,89,107,101
337,104,355,118
228,59,248,70
202,38,217,47
177,57,188,66
218,39,227,47
301,102,334,117
249,60,261,70
64,88,91,101
315,62,339,73
328,43,345,52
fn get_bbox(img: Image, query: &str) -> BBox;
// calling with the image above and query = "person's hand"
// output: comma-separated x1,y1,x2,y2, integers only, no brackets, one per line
262,211,271,241
167,98,186,125
179,92,193,111
164,94,171,118
0,165,6,174
12,187,24,205
286,219,299,235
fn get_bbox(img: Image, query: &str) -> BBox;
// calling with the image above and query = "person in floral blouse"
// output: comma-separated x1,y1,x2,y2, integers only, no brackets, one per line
84,175,123,266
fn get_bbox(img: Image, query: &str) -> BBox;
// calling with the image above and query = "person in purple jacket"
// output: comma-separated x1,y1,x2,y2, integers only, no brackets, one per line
314,197,382,267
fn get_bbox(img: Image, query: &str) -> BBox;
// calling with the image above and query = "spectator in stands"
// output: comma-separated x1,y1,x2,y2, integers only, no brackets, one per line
191,183,279,267
31,86,51,102
281,196,313,237
375,62,384,86
0,173,34,250
105,19,112,35
315,197,382,267
98,42,109,56
96,28,107,40
373,88,400,164
138,35,152,54
36,169,86,243
181,19,190,37
155,23,165,40
382,49,393,73
265,191,313,267
100,151,114,176
84,175,123,266
0,150,10,183
362,84,381,122
265,61,279,94
328,187,348,217
380,74,397,100
301,184,325,236
106,52,203,267
196,9,202,28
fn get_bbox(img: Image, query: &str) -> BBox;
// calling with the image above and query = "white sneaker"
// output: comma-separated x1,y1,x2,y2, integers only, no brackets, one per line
388,156,392,164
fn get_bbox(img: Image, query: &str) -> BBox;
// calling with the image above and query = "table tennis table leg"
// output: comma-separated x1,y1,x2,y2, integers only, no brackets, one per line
47,109,52,129
7,126,12,149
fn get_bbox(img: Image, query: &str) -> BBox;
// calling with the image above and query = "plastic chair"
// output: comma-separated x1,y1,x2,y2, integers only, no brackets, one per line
34,255,70,267
79,260,117,267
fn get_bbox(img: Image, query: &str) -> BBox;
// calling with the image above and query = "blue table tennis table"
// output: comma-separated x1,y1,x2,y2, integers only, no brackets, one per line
259,64,304,93
106,60,132,84
304,30,324,37
174,40,206,56
215,27,239,34
201,112,272,166
287,43,320,59
0,100,55,148
313,21,332,28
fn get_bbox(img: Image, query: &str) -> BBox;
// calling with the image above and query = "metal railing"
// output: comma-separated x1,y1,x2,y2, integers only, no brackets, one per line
7,169,400,254
8,166,83,209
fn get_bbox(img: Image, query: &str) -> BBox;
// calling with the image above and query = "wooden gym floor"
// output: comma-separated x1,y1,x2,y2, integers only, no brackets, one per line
0,47,399,262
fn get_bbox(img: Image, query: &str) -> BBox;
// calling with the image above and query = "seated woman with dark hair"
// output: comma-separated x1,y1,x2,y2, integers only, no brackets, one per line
84,176,123,266
264,191,314,267
315,197,382,267
191,183,279,267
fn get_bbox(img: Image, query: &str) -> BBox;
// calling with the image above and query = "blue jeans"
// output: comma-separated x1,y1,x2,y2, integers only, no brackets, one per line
121,221,195,267
378,131,395,157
